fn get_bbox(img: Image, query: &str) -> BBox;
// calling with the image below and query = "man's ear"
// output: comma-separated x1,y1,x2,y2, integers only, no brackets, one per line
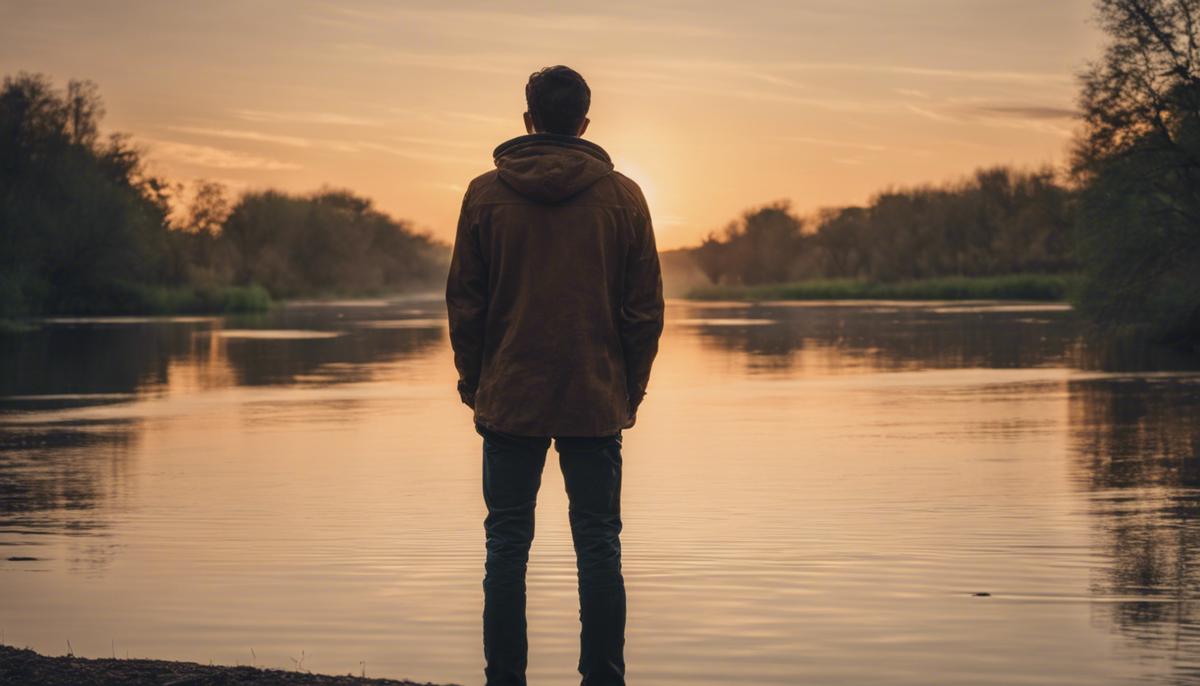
523,112,535,134
577,117,590,137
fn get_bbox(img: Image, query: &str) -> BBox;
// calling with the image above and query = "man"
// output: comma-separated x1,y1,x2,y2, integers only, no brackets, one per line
445,65,665,686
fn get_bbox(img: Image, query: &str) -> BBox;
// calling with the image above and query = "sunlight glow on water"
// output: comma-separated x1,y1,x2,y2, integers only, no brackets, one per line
1,299,1198,685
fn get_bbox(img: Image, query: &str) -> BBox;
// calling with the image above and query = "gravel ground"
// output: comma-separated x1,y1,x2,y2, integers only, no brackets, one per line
0,646,459,686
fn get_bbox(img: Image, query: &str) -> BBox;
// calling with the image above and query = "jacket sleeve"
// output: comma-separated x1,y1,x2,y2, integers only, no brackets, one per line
620,205,665,413
445,189,487,408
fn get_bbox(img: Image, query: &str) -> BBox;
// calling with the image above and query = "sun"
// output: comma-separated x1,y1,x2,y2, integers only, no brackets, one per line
612,157,659,212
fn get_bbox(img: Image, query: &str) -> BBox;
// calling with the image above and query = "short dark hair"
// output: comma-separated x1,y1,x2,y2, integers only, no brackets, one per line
525,66,590,135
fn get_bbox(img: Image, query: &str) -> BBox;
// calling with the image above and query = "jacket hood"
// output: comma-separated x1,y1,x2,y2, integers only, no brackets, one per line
493,133,614,204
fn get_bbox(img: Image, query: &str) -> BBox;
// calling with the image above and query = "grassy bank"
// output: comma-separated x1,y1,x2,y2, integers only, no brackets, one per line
0,318,38,334
1,284,272,329
685,273,1077,302
128,283,273,315
0,645,452,686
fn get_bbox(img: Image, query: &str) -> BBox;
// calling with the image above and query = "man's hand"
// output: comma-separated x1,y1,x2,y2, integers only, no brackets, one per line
622,401,637,430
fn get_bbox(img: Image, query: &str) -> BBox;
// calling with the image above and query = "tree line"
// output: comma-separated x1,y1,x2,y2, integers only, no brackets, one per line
0,72,447,318
689,166,1074,287
1,1,1196,346
683,0,1199,346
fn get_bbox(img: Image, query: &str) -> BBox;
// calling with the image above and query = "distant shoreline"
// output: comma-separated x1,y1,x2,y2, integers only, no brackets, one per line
0,645,456,686
0,291,456,332
684,274,1076,302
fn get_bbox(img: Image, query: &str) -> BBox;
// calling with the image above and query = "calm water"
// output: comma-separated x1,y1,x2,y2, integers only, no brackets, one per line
2,299,1199,685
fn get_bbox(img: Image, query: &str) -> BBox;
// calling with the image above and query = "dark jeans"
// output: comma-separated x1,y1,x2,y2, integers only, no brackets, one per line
477,422,626,686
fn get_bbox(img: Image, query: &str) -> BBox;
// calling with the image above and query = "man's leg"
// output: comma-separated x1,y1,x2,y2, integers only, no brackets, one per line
478,423,551,686
555,432,626,686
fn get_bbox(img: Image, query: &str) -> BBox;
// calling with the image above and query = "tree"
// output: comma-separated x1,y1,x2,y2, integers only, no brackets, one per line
0,73,448,316
1072,0,1200,344
180,180,231,236
705,202,807,285
0,73,173,315
814,206,869,278
221,188,446,298
682,166,1076,291
693,231,728,284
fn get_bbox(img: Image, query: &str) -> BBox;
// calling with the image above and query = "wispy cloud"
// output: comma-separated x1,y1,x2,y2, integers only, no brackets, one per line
356,141,480,166
333,44,519,76
141,138,302,171
440,111,512,126
166,125,314,148
783,136,889,152
428,181,466,194
783,135,936,158
739,70,804,90
662,81,875,113
902,101,1078,136
594,59,805,93
390,135,485,150
778,62,1074,85
593,56,1073,89
232,109,382,127
963,104,1078,120
309,4,723,39
905,104,960,123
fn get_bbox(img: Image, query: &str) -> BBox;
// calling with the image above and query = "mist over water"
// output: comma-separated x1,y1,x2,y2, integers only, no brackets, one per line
1,299,1198,685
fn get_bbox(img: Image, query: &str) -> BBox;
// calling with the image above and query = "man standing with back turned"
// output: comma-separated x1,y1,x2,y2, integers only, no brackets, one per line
446,65,665,686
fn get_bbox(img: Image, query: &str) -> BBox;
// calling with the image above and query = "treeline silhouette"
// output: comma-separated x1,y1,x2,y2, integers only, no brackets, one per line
690,166,1074,287
0,73,446,318
1070,0,1200,346
2,0,1196,347
180,183,446,298
682,0,1199,347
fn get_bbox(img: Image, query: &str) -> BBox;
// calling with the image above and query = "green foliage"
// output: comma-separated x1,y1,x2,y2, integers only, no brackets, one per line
687,274,1078,302
719,202,807,285
0,73,173,317
222,188,447,298
1071,0,1200,346
690,167,1075,287
0,73,448,318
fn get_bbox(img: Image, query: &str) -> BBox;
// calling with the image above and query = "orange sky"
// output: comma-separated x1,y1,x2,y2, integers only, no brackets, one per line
1,0,1103,249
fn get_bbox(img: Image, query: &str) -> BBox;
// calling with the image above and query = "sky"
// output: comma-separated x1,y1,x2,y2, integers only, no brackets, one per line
1,0,1104,249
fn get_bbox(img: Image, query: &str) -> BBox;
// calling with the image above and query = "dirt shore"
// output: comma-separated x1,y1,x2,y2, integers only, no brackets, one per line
0,645,459,686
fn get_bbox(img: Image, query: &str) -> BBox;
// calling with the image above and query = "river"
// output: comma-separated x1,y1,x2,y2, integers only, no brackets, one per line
1,298,1198,685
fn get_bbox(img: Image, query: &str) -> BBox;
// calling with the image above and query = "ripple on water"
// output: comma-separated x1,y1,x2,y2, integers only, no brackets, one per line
353,319,445,329
210,329,344,339
1,300,1198,686
673,318,778,326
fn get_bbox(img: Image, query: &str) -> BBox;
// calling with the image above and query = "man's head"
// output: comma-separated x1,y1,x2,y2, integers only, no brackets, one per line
524,65,590,137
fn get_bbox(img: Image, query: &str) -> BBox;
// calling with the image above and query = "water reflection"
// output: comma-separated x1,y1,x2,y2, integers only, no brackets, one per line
679,302,1083,373
2,299,1199,684
0,419,138,573
1069,377,1200,682
0,306,444,402
0,300,446,571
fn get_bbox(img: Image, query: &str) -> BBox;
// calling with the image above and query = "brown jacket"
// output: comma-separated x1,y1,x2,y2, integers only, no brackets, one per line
446,133,664,437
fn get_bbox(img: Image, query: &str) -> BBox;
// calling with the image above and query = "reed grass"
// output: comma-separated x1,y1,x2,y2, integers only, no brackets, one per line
685,273,1078,302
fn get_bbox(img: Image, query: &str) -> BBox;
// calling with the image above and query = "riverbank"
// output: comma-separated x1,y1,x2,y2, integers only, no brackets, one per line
685,273,1076,302
0,645,456,686
0,284,273,334
126,284,274,315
